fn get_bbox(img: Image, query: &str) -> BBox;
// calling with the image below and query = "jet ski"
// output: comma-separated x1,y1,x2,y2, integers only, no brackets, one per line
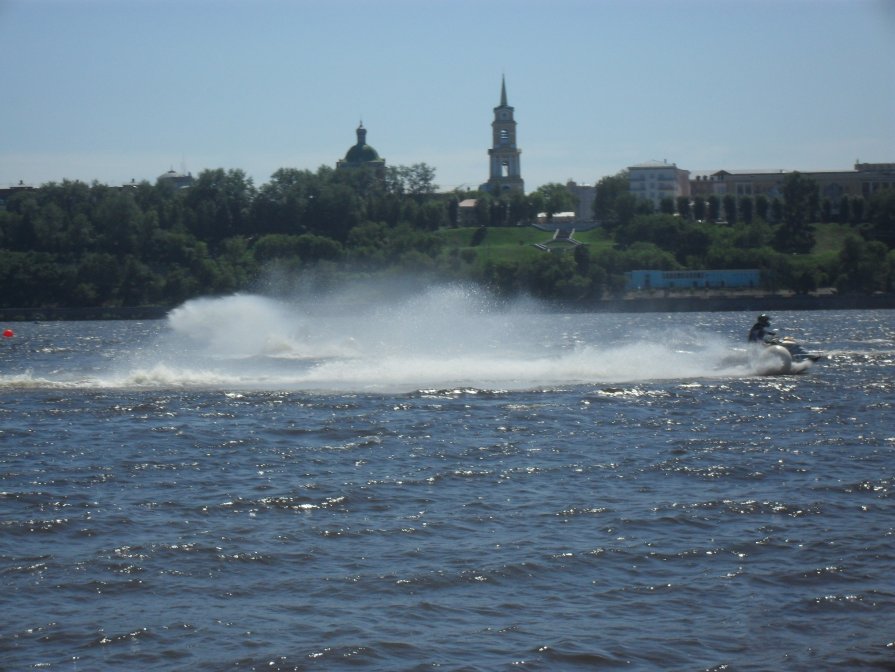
718,336,822,375
770,336,822,363
750,337,822,375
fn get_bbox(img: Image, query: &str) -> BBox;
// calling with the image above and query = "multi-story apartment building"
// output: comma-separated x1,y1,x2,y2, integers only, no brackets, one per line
628,160,691,209
689,163,895,204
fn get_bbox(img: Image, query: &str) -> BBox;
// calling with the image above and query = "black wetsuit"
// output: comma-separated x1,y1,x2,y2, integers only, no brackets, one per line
748,323,775,343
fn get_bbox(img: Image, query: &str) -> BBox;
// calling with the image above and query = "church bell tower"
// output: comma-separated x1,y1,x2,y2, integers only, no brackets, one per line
482,76,524,194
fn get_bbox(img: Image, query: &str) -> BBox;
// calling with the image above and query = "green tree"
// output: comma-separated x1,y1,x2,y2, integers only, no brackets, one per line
573,244,591,275
838,195,851,225
775,172,818,253
119,256,161,306
480,259,520,297
707,195,721,222
94,188,152,255
31,202,66,253
616,214,711,265
820,198,833,223
252,168,318,235
473,196,492,227
738,196,754,225
782,172,818,226
489,198,509,226
636,198,654,216
403,163,439,197
77,252,123,305
851,196,865,224
866,188,895,247
185,168,255,242
755,194,769,222
693,198,707,222
305,178,362,242
530,183,577,221
506,191,531,225
619,242,680,271
733,219,773,249
770,197,783,224
723,194,737,224
147,229,205,266
837,235,889,291
164,267,202,304
518,253,590,301
217,236,258,289
593,171,629,225
615,193,638,228
254,234,302,262
412,199,449,230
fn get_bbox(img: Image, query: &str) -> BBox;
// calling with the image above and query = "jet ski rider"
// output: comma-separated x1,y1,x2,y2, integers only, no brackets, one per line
748,314,776,344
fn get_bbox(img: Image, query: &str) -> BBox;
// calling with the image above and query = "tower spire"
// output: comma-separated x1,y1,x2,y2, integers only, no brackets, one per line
481,75,523,194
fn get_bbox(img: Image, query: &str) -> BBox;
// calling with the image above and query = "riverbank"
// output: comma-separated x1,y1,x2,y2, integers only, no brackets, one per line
0,306,171,322
1,292,893,322
591,291,895,313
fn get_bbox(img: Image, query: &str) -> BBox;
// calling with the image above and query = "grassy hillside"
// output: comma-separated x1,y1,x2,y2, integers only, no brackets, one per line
438,222,855,268
436,226,543,266
811,222,854,256
436,226,615,267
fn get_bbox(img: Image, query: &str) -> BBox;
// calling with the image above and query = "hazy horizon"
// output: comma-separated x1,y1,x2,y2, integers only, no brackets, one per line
2,0,893,191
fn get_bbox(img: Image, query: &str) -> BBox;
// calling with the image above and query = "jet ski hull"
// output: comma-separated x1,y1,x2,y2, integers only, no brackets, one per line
750,340,819,375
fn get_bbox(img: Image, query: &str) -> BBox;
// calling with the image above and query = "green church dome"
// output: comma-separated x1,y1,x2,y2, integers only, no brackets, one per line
340,123,384,167
345,143,381,163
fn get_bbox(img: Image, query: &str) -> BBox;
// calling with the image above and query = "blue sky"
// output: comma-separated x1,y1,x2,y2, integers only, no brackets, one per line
2,0,893,192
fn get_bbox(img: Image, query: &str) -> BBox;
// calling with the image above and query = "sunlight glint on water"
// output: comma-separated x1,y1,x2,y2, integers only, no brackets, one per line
0,294,892,671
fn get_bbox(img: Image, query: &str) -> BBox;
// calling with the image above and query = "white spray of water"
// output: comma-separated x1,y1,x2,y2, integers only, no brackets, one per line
104,285,761,391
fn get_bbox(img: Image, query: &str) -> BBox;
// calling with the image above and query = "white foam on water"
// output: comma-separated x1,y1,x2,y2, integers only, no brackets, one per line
111,286,761,391
1,284,798,392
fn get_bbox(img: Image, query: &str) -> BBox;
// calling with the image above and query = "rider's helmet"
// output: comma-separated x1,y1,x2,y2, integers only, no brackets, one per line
757,314,770,325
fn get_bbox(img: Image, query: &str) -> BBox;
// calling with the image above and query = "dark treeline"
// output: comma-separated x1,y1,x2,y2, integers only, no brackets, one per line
1,166,893,309
0,164,456,308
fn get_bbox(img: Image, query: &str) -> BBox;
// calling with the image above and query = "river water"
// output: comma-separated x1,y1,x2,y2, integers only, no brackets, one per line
1,288,893,671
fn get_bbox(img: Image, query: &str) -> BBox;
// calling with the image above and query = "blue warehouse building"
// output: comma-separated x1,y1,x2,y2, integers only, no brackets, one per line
626,269,761,291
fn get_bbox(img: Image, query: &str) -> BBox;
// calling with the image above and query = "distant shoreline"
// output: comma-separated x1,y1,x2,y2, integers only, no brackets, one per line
0,306,172,322
588,292,895,314
1,292,893,322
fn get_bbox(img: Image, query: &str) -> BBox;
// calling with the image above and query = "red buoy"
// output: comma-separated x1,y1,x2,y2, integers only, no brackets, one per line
2,329,13,338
